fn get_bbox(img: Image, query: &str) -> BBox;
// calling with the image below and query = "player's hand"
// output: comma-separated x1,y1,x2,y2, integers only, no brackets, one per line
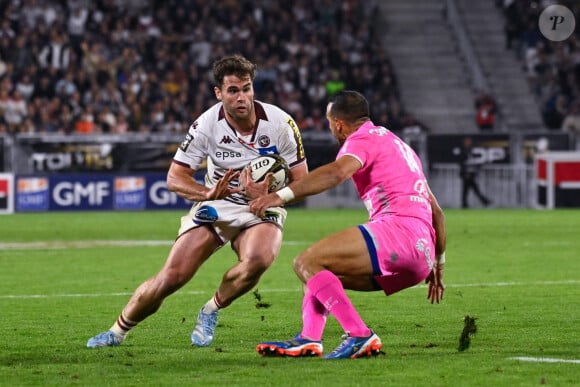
204,169,241,200
425,263,445,304
249,192,284,217
240,167,271,199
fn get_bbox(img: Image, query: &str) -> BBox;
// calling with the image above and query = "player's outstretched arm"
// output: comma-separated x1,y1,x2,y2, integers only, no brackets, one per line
426,263,445,304
426,185,446,304
428,185,446,258
249,155,360,217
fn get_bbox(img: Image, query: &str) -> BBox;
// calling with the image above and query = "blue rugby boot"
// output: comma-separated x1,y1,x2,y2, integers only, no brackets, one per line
191,307,218,347
87,331,123,348
323,331,382,359
256,334,323,357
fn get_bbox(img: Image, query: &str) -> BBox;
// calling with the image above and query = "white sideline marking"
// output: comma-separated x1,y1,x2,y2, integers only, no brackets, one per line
0,240,309,249
0,240,173,249
0,291,205,299
443,280,580,288
0,280,578,300
509,357,580,364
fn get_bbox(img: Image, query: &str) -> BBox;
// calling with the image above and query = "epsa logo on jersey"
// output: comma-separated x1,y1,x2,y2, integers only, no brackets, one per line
193,205,218,225
16,177,49,211
258,146,279,155
215,150,242,160
114,176,146,210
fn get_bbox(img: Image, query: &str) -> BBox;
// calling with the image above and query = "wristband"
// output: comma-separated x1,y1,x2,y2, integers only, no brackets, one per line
275,187,295,203
436,252,445,265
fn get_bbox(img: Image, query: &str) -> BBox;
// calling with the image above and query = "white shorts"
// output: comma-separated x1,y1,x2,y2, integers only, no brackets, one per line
178,200,287,245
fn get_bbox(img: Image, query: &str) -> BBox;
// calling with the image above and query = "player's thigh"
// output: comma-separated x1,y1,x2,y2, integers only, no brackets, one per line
339,275,378,291
298,226,373,277
232,222,283,265
161,226,220,277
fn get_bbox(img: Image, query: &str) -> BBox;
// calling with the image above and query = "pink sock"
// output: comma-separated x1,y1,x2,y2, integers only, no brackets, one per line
300,290,328,341
306,270,371,338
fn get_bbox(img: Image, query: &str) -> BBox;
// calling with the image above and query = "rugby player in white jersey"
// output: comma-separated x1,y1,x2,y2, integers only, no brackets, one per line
87,54,308,348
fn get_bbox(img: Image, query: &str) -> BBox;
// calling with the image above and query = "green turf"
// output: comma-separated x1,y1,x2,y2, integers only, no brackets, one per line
0,209,579,386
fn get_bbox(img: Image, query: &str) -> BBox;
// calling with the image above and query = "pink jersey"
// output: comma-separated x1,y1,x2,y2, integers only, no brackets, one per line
337,120,434,231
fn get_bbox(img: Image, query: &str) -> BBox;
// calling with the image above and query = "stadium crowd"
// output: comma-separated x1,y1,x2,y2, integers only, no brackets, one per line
0,0,407,136
500,0,580,135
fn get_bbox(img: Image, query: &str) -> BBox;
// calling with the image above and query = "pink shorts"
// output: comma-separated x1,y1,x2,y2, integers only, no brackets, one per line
359,216,435,296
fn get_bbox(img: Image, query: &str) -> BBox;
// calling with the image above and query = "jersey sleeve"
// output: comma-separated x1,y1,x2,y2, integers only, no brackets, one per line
337,132,369,167
277,114,306,168
173,116,210,170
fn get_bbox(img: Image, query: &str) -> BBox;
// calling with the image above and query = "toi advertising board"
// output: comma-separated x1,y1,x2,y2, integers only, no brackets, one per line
14,172,204,212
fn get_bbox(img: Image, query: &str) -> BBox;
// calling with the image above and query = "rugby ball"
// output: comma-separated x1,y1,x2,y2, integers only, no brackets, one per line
247,154,289,192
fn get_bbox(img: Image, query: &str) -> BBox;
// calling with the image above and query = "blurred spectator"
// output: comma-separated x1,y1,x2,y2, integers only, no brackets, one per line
57,103,74,133
32,73,55,100
561,100,580,135
38,29,71,72
111,112,129,134
0,0,402,136
21,0,44,30
501,1,580,131
0,58,6,78
0,88,10,121
18,117,36,134
11,35,36,71
97,106,117,133
400,115,429,137
458,137,491,209
189,29,212,69
74,108,94,134
2,89,27,131
15,74,35,101
159,112,183,133
309,108,326,132
400,114,429,153
67,6,89,61
0,18,15,40
542,92,568,130
293,109,311,132
55,70,77,98
475,91,497,130
325,69,346,97
37,108,58,133
503,0,522,50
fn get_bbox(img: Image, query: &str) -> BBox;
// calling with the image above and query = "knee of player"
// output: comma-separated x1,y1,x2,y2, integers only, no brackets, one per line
243,255,275,277
154,270,191,293
292,253,314,278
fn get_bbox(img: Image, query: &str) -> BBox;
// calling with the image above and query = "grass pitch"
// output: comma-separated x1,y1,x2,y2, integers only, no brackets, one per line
0,208,579,386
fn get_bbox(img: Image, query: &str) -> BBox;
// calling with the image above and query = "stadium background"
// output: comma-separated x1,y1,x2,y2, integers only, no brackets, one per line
0,0,579,212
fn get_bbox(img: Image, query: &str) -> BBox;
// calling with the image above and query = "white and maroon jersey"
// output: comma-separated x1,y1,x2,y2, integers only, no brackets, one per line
337,120,435,237
173,100,306,204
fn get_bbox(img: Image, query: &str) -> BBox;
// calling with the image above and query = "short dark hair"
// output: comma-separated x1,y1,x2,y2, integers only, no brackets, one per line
329,90,370,124
212,55,257,88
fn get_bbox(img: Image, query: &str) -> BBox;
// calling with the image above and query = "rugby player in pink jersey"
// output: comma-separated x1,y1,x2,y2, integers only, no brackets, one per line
87,55,308,348
250,90,446,359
